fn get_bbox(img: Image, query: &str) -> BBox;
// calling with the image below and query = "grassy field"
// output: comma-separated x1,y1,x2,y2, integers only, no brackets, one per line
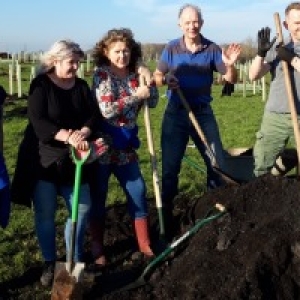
0,60,267,290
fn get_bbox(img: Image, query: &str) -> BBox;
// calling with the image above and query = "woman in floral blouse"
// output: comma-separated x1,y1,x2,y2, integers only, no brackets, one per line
90,28,158,267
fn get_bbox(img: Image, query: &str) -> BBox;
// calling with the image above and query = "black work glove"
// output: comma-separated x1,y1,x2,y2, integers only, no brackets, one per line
276,45,297,64
257,27,276,58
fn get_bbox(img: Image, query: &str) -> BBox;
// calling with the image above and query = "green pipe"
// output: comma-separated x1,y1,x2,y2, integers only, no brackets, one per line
142,204,226,278
183,155,205,173
114,204,226,292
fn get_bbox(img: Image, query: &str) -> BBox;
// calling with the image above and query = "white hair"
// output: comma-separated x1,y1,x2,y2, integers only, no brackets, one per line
178,4,203,21
37,39,84,74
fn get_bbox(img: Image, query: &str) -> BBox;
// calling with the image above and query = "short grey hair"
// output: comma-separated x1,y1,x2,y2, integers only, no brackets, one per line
178,4,203,21
38,39,84,74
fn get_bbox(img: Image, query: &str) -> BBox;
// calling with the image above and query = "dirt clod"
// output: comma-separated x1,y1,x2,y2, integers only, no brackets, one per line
51,269,82,300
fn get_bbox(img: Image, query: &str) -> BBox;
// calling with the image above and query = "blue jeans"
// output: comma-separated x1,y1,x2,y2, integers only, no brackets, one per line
90,161,148,220
161,102,225,207
33,180,91,262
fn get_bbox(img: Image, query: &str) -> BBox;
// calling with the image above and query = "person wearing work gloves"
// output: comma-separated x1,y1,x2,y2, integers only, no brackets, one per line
153,3,241,241
249,1,300,177
89,28,158,269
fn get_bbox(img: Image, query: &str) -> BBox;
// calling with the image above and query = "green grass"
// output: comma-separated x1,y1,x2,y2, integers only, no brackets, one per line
0,61,267,285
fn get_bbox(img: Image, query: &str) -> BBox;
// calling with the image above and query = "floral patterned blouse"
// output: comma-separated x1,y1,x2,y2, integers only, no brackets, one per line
92,66,159,165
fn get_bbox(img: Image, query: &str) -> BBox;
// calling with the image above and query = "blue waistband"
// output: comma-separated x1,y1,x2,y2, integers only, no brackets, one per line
102,122,140,150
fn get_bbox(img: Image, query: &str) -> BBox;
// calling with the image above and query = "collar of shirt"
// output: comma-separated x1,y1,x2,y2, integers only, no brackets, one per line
179,34,209,53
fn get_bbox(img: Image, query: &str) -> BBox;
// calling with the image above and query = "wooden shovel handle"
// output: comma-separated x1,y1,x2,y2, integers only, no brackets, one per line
140,75,165,236
177,89,241,185
177,89,217,167
139,75,163,205
274,13,300,171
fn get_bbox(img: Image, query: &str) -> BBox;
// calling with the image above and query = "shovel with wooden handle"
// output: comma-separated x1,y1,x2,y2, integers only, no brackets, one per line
51,147,91,300
274,12,300,174
176,89,241,185
140,75,165,239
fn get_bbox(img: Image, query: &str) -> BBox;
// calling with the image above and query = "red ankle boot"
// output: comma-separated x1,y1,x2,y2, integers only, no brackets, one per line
133,217,154,257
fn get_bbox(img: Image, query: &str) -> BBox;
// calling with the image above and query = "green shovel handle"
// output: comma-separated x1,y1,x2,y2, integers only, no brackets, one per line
71,146,91,165
70,147,91,222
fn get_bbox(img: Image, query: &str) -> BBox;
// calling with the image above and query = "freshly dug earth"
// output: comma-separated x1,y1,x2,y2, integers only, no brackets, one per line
86,174,300,299
2,174,300,299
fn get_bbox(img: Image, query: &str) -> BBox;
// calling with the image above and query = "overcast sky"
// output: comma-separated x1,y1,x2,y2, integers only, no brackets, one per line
0,0,291,52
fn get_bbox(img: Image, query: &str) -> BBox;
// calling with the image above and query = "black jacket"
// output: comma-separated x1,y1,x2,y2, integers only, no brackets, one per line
11,74,101,207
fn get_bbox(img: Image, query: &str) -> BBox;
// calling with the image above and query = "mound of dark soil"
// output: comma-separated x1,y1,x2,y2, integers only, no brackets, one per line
87,174,300,300
2,174,300,299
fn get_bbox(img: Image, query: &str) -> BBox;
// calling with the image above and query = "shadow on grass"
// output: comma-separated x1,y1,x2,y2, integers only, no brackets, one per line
5,106,27,118
89,268,143,296
0,265,42,298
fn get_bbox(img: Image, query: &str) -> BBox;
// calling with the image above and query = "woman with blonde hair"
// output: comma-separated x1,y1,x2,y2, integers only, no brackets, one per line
13,39,102,286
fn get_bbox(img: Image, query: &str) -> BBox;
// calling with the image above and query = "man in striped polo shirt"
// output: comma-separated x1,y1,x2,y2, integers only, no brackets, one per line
153,3,241,240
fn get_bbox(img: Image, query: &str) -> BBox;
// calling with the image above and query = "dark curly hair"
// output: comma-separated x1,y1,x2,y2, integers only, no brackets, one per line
93,28,142,73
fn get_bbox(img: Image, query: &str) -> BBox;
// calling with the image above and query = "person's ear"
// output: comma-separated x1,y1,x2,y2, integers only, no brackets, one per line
283,20,288,30
53,59,59,67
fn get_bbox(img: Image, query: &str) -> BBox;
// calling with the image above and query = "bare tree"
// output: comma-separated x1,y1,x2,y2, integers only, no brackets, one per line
221,38,257,63
142,43,166,62
240,37,257,63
